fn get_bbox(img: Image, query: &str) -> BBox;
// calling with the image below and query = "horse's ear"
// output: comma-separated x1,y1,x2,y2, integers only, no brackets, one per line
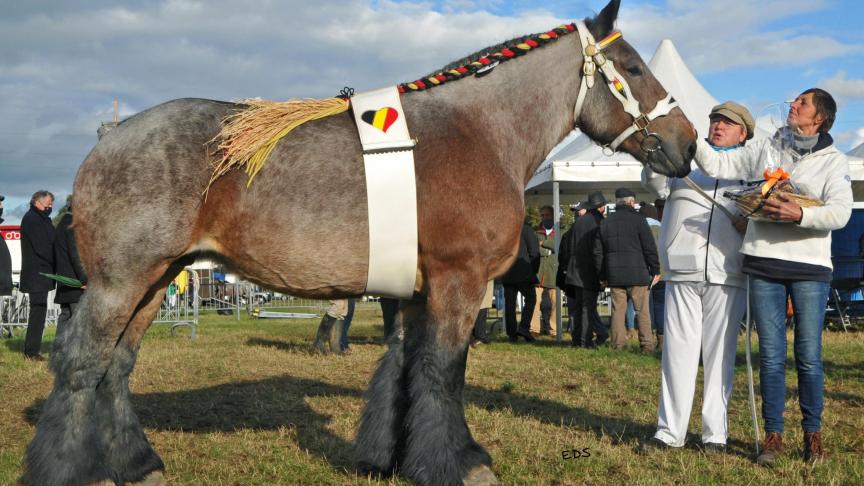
590,0,620,38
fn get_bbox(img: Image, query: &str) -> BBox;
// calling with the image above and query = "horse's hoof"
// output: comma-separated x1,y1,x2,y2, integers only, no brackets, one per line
130,470,168,486
463,465,498,486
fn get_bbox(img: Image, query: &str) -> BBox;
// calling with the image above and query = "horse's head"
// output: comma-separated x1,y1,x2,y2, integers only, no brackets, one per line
574,0,694,177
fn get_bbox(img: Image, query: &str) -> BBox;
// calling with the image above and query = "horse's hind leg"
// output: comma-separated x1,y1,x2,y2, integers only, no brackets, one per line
94,280,172,485
400,273,497,485
25,268,169,486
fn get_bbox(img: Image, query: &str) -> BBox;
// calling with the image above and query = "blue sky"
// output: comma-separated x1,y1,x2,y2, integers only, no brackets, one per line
1,0,863,223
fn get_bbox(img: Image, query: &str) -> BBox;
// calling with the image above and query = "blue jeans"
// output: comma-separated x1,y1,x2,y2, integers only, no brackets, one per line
749,276,828,433
626,298,635,330
340,299,356,351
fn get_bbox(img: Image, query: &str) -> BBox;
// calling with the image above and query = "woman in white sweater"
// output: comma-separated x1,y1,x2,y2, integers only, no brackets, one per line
692,88,851,466
640,101,754,454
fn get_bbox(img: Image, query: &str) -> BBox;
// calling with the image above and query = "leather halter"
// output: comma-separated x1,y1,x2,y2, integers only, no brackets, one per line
572,21,679,155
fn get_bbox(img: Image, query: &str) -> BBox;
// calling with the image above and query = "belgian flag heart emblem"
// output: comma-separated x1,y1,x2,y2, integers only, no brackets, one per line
361,107,399,133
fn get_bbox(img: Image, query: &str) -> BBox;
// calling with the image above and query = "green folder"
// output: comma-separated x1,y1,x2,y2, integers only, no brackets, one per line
40,273,83,288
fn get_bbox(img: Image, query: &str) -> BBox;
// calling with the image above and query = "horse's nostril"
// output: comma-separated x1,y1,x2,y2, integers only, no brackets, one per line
686,140,696,161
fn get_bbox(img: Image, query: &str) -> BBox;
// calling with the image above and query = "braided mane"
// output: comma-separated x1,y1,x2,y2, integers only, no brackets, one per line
398,23,577,93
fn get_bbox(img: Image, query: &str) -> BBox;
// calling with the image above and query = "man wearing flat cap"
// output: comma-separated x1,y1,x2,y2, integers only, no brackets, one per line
562,191,609,347
640,101,753,454
593,188,659,352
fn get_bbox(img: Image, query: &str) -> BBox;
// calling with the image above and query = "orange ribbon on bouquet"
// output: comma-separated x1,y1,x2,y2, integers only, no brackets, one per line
761,167,790,197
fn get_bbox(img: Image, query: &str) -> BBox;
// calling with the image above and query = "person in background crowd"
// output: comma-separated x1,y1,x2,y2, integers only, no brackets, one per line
558,205,577,335
640,101,754,454
692,89,850,465
53,195,87,338
20,190,56,361
339,299,356,354
638,202,664,349
470,280,495,347
564,191,609,348
503,218,540,342
313,299,351,354
0,195,13,297
594,188,659,352
531,205,558,337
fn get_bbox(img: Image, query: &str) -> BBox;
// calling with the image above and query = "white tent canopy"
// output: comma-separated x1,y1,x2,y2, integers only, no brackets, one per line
849,142,864,159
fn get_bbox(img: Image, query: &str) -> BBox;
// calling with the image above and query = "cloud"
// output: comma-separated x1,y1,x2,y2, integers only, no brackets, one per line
617,0,863,73
819,71,864,100
835,127,864,153
1,0,862,206
0,0,565,202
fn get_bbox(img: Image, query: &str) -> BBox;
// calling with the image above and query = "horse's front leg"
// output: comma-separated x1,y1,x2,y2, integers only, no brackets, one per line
355,308,407,475
399,274,497,486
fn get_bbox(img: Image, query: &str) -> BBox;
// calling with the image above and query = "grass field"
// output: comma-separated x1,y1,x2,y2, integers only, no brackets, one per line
1,304,862,485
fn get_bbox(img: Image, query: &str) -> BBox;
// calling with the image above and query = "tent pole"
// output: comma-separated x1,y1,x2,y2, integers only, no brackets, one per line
553,181,563,342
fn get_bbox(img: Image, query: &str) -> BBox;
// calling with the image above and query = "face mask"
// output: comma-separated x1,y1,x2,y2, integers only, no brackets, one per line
542,218,554,230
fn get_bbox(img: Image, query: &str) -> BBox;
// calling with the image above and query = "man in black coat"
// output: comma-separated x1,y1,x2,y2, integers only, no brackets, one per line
564,192,609,348
53,199,87,336
502,219,540,342
0,195,13,296
594,188,660,352
21,190,56,360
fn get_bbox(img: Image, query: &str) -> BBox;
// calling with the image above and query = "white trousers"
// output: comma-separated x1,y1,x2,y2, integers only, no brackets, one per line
654,281,745,446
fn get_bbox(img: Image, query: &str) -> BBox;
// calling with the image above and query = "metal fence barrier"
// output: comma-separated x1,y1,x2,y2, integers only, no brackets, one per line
153,269,199,338
1,287,60,339
247,290,325,319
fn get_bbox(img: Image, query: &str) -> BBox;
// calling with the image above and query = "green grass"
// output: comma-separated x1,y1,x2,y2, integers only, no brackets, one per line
1,305,862,485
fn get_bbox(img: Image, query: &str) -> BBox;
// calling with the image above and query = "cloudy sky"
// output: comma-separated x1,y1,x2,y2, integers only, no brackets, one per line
2,0,863,223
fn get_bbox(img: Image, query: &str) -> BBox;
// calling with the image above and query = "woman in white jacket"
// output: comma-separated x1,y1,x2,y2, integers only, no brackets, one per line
692,89,851,466
640,101,755,454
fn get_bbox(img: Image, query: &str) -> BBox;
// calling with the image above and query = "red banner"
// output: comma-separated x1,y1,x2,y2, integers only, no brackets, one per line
0,225,21,241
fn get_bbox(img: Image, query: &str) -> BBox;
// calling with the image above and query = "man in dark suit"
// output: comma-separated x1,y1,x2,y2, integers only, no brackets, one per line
502,218,540,342
594,188,660,352
21,190,56,360
564,192,609,348
0,195,13,297
53,197,87,337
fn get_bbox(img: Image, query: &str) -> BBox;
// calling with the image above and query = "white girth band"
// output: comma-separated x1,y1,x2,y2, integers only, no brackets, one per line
351,86,418,298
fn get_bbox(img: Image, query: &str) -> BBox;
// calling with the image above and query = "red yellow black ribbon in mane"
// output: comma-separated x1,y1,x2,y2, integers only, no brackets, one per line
398,23,577,93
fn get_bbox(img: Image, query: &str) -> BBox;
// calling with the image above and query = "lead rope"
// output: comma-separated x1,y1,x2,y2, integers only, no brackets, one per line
745,275,761,456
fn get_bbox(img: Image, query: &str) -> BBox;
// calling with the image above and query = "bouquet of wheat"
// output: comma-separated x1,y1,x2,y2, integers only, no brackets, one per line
723,168,824,222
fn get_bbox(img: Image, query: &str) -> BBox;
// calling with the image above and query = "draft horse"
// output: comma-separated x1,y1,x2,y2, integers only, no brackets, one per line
25,1,694,484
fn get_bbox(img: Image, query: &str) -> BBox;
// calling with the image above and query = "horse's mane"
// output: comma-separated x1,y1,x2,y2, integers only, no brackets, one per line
398,23,577,94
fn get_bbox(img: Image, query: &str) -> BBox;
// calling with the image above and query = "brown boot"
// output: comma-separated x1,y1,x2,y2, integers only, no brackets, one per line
804,432,825,465
756,432,783,467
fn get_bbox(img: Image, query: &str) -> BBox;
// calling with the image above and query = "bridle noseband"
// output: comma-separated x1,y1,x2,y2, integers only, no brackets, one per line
572,21,679,156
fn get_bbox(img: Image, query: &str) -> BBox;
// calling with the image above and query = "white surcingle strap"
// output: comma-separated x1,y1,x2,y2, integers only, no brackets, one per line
350,86,418,298
572,21,679,152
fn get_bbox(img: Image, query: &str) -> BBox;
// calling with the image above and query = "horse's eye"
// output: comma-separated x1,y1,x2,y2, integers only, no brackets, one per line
626,65,642,76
